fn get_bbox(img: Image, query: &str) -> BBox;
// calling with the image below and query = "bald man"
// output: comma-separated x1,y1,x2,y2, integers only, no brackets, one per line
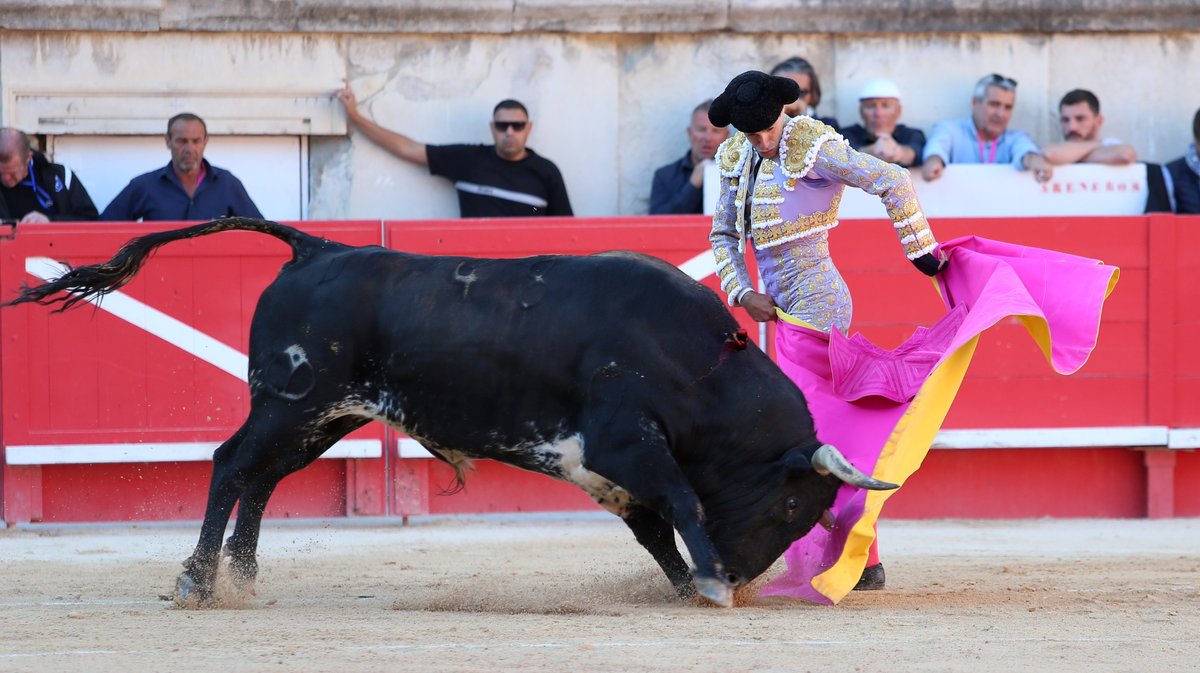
0,128,98,223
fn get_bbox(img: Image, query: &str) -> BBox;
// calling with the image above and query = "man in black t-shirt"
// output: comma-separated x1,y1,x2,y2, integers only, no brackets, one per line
0,127,99,223
335,86,572,218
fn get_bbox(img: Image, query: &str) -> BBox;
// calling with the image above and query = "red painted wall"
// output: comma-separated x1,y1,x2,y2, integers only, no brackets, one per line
2,215,1196,523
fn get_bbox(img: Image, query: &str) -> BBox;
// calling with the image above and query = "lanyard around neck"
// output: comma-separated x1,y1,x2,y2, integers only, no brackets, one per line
19,159,54,210
977,135,999,164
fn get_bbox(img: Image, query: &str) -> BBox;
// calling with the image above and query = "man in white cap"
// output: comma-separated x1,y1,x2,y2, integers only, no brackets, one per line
841,78,925,168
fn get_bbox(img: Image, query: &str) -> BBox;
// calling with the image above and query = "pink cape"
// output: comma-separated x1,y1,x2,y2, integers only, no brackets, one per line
758,235,1119,604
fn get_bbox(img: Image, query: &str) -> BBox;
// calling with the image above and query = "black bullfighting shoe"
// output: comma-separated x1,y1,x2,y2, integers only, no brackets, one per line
853,563,886,591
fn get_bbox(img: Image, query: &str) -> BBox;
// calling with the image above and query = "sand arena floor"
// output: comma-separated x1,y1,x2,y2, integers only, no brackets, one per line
0,514,1197,673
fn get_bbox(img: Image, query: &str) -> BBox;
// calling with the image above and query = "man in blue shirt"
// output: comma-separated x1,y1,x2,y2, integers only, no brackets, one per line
921,73,1053,183
101,113,262,221
649,99,729,214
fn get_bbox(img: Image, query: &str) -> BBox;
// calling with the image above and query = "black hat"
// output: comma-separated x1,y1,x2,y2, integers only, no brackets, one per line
708,71,800,134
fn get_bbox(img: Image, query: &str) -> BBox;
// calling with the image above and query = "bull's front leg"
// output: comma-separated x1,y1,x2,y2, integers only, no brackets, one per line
582,370,736,605
619,505,695,600
598,450,731,606
582,426,733,606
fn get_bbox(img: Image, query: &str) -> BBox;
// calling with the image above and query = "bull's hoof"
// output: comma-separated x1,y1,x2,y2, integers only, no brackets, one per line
226,556,259,594
693,577,733,608
174,571,211,606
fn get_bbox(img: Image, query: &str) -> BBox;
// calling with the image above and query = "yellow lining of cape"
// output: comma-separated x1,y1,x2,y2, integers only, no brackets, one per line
776,308,818,329
784,262,1117,603
808,335,979,603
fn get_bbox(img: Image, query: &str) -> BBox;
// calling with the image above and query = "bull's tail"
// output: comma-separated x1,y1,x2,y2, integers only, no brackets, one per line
3,217,326,312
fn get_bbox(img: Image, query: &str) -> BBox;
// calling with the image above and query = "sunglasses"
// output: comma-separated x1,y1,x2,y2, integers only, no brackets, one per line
492,120,528,132
987,73,1018,88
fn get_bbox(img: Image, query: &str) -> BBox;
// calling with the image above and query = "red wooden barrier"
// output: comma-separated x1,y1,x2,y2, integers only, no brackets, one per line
1,215,1196,524
0,221,387,524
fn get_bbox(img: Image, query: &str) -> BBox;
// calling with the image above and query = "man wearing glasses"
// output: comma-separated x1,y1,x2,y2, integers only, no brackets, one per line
921,73,1053,183
336,85,573,218
0,128,98,223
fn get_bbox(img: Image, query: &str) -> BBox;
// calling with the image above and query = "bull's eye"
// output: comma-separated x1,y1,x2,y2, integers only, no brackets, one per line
784,496,800,520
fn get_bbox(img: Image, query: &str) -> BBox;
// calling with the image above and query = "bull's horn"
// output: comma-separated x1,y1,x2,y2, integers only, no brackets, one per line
811,444,899,491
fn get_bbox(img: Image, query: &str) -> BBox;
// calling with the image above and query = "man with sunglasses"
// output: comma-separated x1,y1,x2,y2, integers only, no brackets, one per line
0,128,98,223
769,56,839,131
921,73,1053,183
336,85,572,218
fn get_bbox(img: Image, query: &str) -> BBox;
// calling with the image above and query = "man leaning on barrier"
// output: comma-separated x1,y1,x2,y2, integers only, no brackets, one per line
921,73,1053,183
1042,89,1138,166
0,128,98,224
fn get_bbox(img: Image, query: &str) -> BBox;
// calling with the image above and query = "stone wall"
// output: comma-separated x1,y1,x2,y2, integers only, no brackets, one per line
0,2,1196,218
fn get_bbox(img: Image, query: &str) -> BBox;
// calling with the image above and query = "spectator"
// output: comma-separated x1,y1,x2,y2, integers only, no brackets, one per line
1042,89,1137,166
0,128,98,223
101,113,262,221
1162,107,1200,214
921,73,1053,183
335,85,572,218
840,79,925,168
649,99,730,214
769,57,839,130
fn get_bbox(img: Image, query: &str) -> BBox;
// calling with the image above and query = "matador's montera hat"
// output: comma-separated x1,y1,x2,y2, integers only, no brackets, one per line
708,71,801,134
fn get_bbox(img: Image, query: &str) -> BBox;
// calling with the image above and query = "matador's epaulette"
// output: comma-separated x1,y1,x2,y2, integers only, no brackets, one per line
716,132,749,177
780,116,844,180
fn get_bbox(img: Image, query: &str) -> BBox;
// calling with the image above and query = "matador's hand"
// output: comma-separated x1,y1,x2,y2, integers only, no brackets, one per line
738,291,778,322
911,250,948,277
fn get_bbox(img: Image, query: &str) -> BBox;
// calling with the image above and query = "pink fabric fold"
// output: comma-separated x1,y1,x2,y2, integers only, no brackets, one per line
759,235,1118,604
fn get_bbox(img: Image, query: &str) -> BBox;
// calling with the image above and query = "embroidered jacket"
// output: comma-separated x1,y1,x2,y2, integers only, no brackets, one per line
710,116,937,308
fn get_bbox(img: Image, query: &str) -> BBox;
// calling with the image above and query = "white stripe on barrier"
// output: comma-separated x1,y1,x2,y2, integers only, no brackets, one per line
398,438,434,458
4,439,381,465
25,257,250,382
1167,428,1200,449
677,251,716,282
5,428,1184,466
932,426,1168,450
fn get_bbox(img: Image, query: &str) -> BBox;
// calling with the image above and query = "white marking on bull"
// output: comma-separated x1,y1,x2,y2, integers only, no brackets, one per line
316,397,630,511
526,434,631,515
263,345,314,401
285,344,307,366
454,262,478,299
318,392,407,431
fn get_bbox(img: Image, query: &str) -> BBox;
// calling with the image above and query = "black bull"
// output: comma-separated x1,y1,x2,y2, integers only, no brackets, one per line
4,217,896,607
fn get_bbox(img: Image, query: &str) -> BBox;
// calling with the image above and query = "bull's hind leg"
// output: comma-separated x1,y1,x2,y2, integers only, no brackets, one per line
176,407,342,604
175,422,251,604
222,416,369,593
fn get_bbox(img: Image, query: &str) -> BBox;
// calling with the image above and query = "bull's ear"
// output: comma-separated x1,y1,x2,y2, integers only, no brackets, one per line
781,446,813,472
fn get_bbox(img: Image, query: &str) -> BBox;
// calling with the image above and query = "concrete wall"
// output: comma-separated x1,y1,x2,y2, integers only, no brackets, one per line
0,2,1196,219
